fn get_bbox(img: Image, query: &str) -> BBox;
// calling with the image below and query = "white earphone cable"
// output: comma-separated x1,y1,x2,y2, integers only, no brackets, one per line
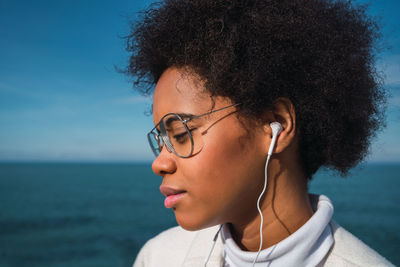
252,153,272,266
204,224,223,267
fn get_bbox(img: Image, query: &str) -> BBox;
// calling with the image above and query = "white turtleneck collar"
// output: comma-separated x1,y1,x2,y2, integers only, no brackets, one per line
221,194,334,267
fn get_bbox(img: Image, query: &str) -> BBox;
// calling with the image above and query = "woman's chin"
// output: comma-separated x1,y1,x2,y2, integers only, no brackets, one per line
174,211,219,231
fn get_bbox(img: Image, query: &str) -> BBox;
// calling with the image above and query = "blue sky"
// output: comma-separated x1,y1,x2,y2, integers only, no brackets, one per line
0,0,399,162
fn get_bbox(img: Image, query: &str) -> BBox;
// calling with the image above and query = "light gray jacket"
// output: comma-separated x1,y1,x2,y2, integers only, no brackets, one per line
133,221,393,267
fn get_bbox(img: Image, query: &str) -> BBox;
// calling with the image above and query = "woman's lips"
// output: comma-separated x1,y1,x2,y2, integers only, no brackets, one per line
159,185,186,208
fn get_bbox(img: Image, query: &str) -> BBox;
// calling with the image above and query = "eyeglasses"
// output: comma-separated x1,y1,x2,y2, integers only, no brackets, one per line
147,103,240,158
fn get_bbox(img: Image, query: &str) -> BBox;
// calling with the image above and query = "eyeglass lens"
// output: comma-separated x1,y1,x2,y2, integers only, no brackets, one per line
148,114,204,158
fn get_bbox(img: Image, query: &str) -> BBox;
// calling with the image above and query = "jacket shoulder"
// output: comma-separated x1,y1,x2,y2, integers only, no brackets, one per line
323,221,394,266
133,225,222,267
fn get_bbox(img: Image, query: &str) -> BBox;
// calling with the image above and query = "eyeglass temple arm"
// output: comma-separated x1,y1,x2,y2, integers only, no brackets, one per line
183,103,241,123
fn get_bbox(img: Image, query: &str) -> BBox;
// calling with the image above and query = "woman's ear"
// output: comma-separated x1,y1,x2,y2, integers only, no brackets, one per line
263,98,297,154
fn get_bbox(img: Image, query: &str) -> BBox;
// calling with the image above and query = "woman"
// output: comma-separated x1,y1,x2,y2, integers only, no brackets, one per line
126,0,393,266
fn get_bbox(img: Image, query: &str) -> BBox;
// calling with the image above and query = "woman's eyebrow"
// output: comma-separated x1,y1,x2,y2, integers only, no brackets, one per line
164,113,194,127
177,113,194,120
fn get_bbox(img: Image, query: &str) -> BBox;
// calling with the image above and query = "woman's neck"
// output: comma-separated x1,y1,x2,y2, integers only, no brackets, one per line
229,156,314,251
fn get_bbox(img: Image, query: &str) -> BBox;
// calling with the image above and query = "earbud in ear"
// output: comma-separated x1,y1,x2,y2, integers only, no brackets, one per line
268,122,282,156
270,122,282,137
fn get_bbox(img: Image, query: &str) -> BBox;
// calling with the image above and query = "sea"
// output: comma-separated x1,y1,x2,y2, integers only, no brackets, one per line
0,162,399,266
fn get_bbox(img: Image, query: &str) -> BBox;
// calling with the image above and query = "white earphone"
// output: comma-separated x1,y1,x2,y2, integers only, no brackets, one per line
253,121,282,266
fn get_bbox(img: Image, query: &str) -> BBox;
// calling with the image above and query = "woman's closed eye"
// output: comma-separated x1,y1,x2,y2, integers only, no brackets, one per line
172,128,196,144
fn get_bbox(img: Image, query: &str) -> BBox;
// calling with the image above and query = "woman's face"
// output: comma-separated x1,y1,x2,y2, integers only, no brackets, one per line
151,68,268,230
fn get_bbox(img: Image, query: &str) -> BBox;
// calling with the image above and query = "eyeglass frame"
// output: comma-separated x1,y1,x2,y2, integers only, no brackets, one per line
147,103,241,158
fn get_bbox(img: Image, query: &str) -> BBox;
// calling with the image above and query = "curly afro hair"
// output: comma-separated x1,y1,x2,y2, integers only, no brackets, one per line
125,0,386,179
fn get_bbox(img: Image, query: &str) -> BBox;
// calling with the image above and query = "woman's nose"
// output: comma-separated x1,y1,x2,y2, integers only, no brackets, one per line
151,147,177,176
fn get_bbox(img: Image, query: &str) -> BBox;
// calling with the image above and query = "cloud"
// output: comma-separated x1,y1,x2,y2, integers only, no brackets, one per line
378,54,400,86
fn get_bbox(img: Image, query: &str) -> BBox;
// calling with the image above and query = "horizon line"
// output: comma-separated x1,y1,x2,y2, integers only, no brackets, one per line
0,159,399,165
